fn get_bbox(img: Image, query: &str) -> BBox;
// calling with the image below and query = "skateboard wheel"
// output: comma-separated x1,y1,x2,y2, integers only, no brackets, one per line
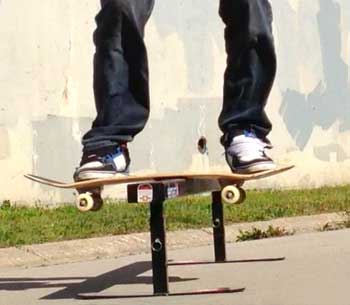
221,186,246,205
76,193,94,212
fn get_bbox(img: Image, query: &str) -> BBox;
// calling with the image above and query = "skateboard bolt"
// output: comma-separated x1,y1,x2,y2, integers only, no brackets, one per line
152,238,163,252
213,218,221,228
227,191,234,199
80,199,88,207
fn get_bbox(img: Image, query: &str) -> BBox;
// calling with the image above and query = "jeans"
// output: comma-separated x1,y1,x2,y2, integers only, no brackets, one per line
82,0,276,152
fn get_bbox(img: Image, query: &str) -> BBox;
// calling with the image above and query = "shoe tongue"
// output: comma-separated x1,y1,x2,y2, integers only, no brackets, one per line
243,130,257,138
234,134,259,144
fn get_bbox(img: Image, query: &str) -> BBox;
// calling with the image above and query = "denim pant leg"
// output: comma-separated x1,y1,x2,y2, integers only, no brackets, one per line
82,0,154,153
218,0,276,145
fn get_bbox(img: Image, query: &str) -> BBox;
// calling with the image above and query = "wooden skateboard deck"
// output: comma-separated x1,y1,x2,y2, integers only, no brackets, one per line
24,165,294,189
24,165,294,211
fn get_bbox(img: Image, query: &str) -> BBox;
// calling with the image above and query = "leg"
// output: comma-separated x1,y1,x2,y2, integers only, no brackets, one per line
219,0,277,173
219,0,276,142
74,0,154,181
83,0,155,153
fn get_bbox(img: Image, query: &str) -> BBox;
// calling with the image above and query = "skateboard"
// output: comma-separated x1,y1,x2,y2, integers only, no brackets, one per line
24,165,294,212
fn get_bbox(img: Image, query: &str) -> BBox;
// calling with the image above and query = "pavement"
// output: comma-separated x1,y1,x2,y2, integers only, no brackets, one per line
0,212,344,268
1,213,350,305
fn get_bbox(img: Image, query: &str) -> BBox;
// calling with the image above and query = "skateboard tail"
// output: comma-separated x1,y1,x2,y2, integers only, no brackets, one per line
24,174,73,188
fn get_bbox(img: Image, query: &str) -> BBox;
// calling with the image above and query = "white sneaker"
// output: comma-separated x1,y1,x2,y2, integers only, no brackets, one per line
73,145,130,181
225,130,276,174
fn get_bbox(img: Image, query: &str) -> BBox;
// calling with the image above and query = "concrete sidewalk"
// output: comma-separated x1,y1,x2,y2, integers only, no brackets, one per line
0,212,344,268
1,229,350,305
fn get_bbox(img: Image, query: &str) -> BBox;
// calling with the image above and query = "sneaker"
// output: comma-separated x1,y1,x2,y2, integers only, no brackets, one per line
73,144,130,181
224,130,276,174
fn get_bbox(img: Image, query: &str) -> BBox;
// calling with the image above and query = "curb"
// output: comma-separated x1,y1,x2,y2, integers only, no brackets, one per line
0,213,344,269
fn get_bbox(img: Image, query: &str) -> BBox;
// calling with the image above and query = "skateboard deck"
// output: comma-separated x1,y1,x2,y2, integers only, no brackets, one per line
25,165,294,190
24,165,294,211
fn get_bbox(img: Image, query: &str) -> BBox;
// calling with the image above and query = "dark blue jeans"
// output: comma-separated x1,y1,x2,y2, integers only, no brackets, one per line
82,0,276,153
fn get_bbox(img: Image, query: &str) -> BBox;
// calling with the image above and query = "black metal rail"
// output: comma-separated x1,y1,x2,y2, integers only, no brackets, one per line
82,178,285,298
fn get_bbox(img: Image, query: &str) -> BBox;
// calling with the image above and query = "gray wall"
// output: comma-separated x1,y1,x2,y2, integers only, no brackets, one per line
1,0,350,203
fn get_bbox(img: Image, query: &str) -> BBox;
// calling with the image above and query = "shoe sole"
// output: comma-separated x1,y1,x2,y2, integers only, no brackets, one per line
75,170,130,181
234,162,277,174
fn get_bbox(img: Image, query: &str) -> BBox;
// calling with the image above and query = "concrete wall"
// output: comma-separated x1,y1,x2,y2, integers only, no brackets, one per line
1,0,350,203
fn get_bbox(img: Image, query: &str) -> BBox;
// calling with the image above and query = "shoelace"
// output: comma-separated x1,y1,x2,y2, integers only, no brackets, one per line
99,147,122,163
227,136,270,160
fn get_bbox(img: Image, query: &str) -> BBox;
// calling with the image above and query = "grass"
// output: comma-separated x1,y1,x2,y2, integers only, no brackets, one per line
236,226,293,242
1,185,350,248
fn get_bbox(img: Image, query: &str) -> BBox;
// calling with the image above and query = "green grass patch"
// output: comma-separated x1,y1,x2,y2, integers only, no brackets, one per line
1,185,350,248
236,226,293,242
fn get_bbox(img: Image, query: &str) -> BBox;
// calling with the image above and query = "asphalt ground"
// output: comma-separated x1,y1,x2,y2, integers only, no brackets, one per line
1,224,349,305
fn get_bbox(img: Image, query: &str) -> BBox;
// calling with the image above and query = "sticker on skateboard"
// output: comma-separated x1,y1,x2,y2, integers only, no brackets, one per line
137,184,153,203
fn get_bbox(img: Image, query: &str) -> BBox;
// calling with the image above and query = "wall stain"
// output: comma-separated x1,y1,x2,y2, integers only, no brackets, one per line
314,143,349,162
279,0,350,151
152,0,224,94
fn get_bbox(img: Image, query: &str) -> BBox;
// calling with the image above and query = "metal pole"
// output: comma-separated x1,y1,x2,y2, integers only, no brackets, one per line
211,191,226,262
150,199,169,295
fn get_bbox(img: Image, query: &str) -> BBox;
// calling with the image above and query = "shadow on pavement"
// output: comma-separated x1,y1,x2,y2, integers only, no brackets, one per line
0,261,198,300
